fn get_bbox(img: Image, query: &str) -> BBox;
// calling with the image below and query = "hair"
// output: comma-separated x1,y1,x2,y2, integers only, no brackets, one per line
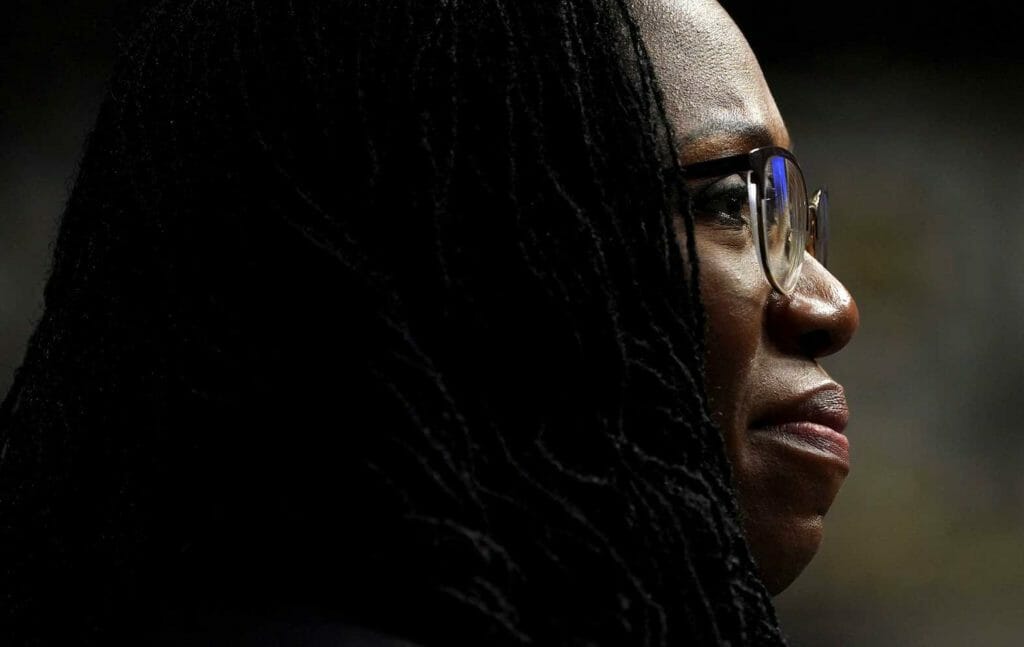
0,0,784,644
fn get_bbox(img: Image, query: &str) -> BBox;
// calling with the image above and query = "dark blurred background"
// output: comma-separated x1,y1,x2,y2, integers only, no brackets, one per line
4,2,1024,644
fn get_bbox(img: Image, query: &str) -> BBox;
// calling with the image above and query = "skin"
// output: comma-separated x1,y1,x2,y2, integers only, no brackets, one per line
632,0,860,594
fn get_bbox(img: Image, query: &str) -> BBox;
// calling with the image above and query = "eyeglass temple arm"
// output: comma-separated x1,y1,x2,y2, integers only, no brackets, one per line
680,152,751,179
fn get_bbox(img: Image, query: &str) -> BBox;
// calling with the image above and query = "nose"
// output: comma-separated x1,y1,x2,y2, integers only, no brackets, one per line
766,255,859,359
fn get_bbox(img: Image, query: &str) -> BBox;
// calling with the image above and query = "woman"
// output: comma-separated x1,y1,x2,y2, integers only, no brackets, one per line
0,0,856,644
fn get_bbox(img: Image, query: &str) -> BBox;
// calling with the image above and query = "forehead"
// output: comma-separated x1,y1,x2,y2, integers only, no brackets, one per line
631,0,789,164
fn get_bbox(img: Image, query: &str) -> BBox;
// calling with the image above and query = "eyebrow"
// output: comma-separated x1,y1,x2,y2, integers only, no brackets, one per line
680,121,781,163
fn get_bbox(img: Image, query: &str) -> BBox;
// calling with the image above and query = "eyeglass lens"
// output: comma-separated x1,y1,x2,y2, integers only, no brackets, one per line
762,155,808,293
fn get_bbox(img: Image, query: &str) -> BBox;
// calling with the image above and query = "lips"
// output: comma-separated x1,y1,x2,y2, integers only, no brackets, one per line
749,384,850,468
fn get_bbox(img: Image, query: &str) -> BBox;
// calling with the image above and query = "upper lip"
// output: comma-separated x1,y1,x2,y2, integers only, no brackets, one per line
750,384,849,434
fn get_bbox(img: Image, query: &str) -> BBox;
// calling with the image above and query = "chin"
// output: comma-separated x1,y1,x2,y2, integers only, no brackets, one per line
731,425,848,595
742,509,825,595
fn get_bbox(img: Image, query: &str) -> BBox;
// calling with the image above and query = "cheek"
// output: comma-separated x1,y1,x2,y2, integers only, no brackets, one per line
693,227,767,438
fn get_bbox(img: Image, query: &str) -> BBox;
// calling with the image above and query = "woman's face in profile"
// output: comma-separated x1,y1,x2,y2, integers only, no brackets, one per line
635,0,860,594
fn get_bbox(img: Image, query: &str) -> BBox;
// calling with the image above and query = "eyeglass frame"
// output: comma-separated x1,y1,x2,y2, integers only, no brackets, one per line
680,146,828,295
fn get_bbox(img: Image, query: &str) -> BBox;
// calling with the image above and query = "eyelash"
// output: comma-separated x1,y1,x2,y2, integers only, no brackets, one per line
691,176,750,228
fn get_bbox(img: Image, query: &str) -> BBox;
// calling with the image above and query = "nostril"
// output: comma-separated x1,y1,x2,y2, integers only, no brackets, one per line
766,273,859,359
798,329,832,357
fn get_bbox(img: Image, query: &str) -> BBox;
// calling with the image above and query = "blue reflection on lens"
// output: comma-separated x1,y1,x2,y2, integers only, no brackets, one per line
771,156,789,204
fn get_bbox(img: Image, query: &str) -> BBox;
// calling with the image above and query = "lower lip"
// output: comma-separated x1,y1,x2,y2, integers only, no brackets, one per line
751,422,850,467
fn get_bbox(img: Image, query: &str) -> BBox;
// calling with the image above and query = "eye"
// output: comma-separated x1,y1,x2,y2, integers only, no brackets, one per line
691,174,750,228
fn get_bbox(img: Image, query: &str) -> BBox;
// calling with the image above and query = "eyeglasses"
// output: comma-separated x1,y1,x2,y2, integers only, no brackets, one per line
681,146,828,295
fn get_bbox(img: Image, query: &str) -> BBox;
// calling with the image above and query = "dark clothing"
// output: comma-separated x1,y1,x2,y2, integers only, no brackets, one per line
155,618,418,647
